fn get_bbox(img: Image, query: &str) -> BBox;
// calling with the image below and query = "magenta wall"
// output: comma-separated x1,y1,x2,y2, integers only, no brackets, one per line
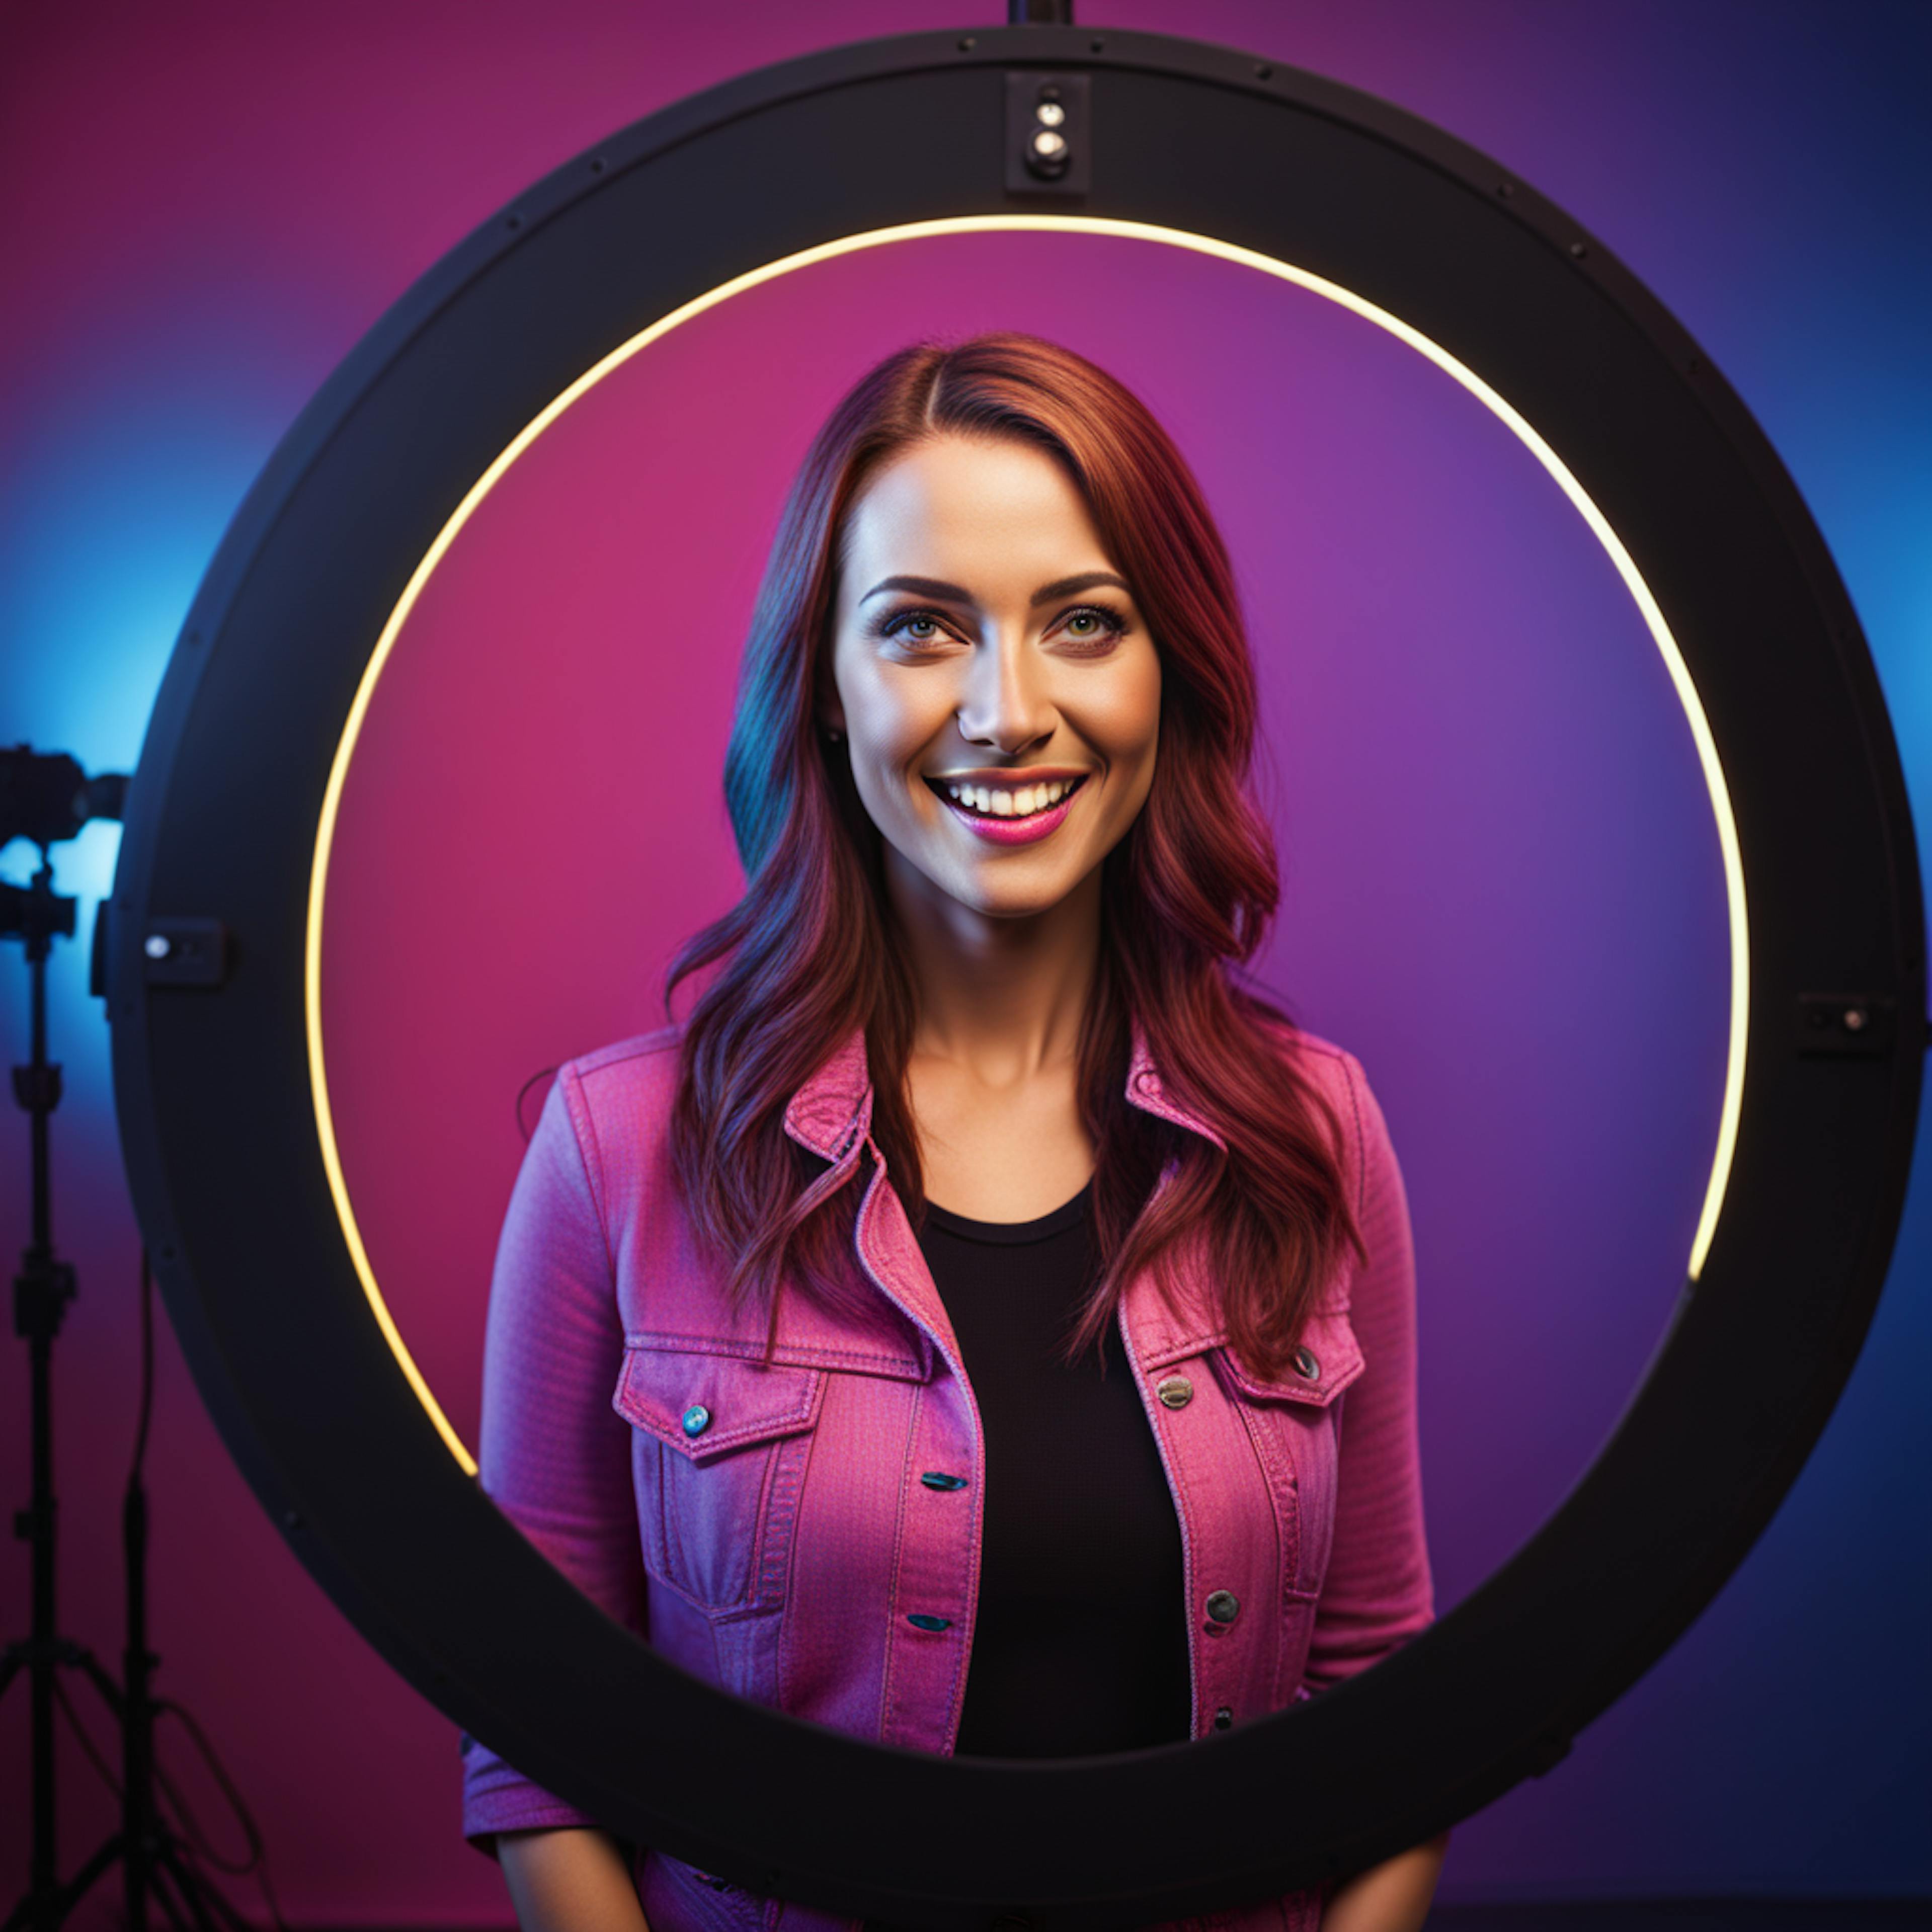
3,2,1927,1923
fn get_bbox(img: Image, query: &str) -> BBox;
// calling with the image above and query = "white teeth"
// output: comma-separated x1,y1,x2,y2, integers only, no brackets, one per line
939,776,1081,816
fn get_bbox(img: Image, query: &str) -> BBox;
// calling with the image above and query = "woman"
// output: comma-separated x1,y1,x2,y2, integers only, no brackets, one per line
463,333,1443,1931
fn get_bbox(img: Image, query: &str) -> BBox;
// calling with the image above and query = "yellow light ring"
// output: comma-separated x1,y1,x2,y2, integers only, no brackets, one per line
306,215,1750,1475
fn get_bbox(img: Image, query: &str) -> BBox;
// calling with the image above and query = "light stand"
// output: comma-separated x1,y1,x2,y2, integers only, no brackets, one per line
0,751,255,1932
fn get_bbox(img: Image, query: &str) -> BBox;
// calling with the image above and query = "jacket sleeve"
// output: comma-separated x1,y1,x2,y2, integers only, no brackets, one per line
1301,1053,1433,1693
461,1066,649,1852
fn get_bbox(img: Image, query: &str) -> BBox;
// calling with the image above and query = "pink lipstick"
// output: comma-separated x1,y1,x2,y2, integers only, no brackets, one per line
930,774,1086,846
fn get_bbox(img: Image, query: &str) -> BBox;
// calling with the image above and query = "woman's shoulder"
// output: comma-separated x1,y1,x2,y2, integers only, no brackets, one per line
547,1022,686,1139
1246,1012,1390,1217
559,1020,684,1085
1249,1009,1367,1109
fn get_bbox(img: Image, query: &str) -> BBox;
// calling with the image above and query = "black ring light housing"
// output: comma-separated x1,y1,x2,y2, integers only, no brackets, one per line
108,21,1925,1928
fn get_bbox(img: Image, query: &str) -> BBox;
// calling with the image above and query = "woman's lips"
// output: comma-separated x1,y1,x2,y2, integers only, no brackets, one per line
929,774,1086,846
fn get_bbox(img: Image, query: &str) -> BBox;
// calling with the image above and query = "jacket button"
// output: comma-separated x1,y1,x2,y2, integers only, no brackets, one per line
1156,1375,1194,1409
1205,1589,1240,1625
1291,1346,1320,1382
1213,1707,1234,1731
907,1613,952,1632
681,1405,711,1437
920,1471,969,1491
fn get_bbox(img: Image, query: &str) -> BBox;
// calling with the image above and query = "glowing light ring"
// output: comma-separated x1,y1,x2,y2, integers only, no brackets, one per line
308,215,1752,1478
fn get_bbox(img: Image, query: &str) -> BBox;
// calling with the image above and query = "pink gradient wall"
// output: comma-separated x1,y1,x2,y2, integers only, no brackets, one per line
4,1,1927,1923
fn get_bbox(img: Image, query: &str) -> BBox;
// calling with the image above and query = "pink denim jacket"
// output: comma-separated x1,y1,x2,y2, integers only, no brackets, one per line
461,1019,1431,1932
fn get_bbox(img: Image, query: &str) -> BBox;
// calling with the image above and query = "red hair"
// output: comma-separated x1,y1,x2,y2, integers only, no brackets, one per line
666,333,1360,1377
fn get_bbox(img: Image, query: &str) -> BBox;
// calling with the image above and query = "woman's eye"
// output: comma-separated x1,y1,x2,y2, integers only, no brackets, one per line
883,609,951,646
1059,605,1126,645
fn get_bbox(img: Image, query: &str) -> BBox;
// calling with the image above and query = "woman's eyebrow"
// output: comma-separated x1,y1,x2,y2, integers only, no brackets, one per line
1030,571,1130,606
860,575,973,604
858,571,1132,606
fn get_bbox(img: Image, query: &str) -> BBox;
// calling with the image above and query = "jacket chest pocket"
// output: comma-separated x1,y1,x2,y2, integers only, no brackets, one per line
1213,1303,1365,1600
613,1341,825,1620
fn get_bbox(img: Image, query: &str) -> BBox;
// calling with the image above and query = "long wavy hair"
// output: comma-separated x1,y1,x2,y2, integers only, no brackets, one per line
665,333,1362,1377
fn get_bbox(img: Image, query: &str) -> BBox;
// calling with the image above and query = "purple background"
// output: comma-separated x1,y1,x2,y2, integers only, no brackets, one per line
3,1,1927,1922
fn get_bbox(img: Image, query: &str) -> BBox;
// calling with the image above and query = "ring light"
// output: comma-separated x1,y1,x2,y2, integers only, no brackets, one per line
110,23,1925,1927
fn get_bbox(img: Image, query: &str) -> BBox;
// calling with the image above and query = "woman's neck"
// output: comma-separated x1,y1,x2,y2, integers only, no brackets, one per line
884,848,1102,1084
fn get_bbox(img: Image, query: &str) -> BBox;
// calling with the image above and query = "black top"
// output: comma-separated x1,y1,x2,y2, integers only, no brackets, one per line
916,1180,1192,1759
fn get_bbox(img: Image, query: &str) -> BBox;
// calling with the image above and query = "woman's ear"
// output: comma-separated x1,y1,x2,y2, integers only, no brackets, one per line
816,690,847,743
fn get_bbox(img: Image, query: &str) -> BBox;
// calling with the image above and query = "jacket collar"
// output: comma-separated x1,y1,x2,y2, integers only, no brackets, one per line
781,1018,1225,1160
782,1018,1230,1371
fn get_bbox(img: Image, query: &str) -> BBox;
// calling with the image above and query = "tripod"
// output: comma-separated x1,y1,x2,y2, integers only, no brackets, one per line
1,851,254,1932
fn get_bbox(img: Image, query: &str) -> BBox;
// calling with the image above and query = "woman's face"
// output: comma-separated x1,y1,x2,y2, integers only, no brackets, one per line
824,433,1162,924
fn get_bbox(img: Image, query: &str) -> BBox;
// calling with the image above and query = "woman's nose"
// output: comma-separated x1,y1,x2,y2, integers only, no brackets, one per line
957,625,1055,754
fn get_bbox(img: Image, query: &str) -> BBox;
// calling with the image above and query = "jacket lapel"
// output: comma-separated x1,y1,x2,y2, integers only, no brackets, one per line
780,1019,1231,1370
1118,1017,1231,1369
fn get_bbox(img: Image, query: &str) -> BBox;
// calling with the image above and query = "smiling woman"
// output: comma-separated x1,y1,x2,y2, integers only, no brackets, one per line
465,334,1442,1932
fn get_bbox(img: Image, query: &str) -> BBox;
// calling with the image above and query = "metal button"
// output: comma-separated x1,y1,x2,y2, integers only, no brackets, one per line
1205,1589,1240,1625
1213,1707,1234,1731
1291,1346,1320,1382
681,1404,711,1437
920,1471,968,1491
906,1612,952,1632
1156,1374,1194,1409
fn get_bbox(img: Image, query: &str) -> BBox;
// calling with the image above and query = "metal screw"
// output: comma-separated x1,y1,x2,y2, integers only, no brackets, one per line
1035,100,1066,127
143,933,171,960
1844,1007,1869,1032
1030,128,1068,162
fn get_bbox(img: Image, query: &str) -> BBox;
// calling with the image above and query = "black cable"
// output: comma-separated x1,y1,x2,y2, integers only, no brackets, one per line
53,1673,122,1799
151,1701,261,1875
93,1247,290,1932
152,1699,290,1931
514,1065,558,1144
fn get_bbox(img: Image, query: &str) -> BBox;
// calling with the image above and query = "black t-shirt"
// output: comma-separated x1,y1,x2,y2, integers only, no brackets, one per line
915,1179,1192,1759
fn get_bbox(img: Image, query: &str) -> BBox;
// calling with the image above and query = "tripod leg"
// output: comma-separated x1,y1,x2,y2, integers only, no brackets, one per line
142,1853,204,1932
14,1830,125,1932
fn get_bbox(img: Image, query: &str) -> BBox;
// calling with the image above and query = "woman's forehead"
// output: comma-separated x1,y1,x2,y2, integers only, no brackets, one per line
840,436,1117,598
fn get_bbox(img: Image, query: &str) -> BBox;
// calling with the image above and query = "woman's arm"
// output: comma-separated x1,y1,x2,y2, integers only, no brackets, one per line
463,1071,651,1850
1318,1831,1449,1932
499,1828,650,1932
1302,1055,1433,1688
